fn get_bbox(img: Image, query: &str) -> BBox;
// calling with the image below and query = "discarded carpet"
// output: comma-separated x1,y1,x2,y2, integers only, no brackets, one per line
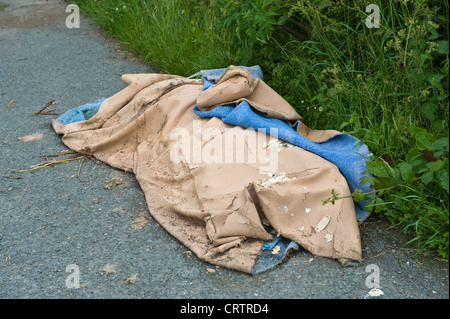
52,65,371,274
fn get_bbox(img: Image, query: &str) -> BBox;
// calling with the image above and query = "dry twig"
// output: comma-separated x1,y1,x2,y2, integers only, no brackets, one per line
9,156,83,173
35,99,57,115
77,157,90,182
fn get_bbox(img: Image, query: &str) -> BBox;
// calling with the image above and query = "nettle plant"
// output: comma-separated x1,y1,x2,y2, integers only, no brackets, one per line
293,0,449,257
362,2,449,257
215,0,290,64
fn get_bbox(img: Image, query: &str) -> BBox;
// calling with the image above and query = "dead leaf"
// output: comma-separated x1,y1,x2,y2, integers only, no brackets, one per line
7,100,16,108
124,273,138,285
103,176,126,189
131,215,152,229
17,133,43,142
102,263,116,275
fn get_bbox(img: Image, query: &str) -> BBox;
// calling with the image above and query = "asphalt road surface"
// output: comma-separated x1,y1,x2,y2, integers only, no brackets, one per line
0,0,448,301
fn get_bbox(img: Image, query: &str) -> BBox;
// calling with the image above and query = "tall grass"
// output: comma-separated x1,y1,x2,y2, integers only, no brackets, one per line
74,0,234,75
73,0,449,258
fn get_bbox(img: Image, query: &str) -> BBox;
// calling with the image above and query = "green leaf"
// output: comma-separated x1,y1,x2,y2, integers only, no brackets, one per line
366,159,394,178
421,171,435,185
352,189,365,202
398,162,414,183
431,137,449,151
406,148,421,163
318,0,332,11
411,127,435,150
429,159,445,172
429,28,440,40
373,197,385,214
421,102,437,121
439,166,449,192
435,40,449,55
426,73,445,92
410,159,426,170
418,167,429,174
339,121,349,131
277,15,288,25
339,22,358,34
360,175,376,186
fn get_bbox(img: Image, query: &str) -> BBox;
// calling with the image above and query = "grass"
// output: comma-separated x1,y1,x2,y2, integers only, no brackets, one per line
72,0,449,258
72,0,233,75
